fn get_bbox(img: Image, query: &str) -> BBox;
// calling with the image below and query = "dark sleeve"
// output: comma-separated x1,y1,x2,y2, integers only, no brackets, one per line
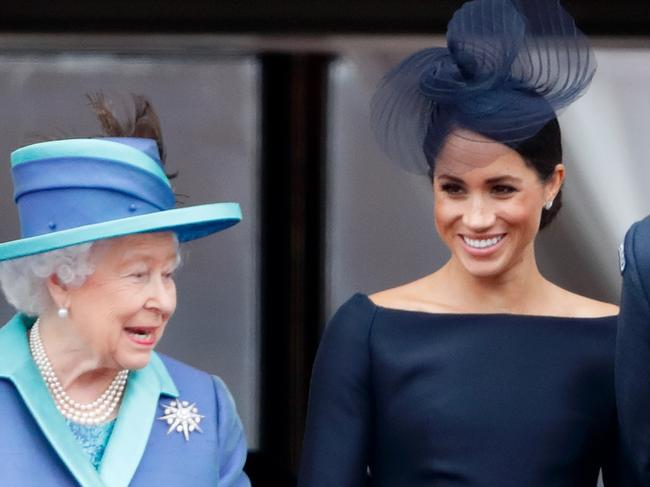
601,413,644,486
617,218,650,484
298,294,376,487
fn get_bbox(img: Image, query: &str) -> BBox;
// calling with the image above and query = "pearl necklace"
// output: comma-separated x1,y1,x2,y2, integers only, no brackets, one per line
29,319,129,425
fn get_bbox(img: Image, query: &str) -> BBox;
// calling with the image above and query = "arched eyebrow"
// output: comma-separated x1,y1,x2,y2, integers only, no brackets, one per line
436,174,523,185
485,176,522,185
119,250,179,268
436,174,464,183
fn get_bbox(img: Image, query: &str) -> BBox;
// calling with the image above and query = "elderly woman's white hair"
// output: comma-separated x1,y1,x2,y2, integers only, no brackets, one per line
0,236,182,317
0,243,97,316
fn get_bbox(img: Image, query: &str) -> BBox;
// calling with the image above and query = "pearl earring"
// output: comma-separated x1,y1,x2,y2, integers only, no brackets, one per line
544,200,554,211
57,307,69,319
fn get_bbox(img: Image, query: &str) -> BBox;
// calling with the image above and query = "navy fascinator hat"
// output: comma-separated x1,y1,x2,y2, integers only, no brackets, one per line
370,0,596,174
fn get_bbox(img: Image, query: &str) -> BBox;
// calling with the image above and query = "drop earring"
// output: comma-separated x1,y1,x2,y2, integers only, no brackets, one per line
57,307,69,319
544,200,554,211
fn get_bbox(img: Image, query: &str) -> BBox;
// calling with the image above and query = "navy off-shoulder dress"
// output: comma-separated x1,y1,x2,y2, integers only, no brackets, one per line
299,294,637,486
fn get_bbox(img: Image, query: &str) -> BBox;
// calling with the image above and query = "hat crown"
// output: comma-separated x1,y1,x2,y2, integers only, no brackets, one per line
10,137,175,238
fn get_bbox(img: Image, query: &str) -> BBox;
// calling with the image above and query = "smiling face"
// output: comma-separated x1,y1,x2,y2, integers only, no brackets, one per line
51,232,179,370
433,132,563,279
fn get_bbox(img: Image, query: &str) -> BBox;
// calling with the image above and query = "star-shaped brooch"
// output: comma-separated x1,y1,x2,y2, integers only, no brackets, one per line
158,399,204,441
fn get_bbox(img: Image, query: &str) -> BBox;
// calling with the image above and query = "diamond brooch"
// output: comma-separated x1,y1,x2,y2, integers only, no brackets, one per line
158,399,205,441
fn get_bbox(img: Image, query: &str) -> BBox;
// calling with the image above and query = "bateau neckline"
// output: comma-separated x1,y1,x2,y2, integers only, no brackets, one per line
356,293,618,321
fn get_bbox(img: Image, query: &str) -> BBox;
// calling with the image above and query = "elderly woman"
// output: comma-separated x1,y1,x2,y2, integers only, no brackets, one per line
299,1,638,486
0,96,250,486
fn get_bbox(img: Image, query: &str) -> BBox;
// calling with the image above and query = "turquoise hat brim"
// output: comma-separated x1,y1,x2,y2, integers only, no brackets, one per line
0,202,241,262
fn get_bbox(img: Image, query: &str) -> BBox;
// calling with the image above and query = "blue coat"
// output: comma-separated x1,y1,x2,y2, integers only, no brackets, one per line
618,216,650,485
0,314,250,487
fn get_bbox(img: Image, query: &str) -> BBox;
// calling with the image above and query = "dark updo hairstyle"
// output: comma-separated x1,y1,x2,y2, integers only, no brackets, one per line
506,117,563,230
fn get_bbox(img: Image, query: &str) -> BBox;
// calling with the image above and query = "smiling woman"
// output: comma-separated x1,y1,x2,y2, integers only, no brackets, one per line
0,95,250,486
298,1,639,486
431,122,564,283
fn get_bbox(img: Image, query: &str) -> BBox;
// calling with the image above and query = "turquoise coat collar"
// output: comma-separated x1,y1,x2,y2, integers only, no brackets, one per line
0,314,179,487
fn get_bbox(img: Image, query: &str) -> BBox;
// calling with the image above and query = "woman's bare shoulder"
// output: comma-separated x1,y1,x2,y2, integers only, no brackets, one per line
369,282,418,309
369,274,457,314
551,286,618,318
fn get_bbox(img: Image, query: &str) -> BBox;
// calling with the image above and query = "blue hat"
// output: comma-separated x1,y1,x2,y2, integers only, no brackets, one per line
370,0,596,174
0,137,241,261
